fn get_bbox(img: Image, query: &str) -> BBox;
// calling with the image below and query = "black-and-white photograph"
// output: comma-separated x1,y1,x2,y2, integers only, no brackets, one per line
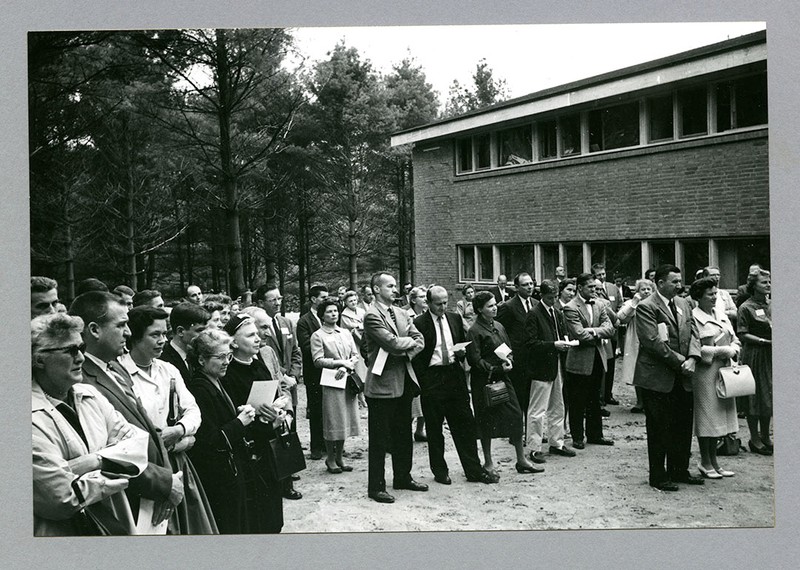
27,21,774,537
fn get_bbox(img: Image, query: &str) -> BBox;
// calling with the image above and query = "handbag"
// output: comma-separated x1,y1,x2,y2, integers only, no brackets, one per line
346,370,364,396
69,479,129,535
716,433,742,456
483,368,510,407
266,421,307,481
716,363,756,398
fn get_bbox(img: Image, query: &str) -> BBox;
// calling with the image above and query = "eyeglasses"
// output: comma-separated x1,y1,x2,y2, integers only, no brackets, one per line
40,343,86,358
209,352,234,363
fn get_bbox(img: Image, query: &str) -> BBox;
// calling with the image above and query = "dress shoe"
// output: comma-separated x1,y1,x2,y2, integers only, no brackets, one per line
549,445,577,457
651,481,679,492
606,397,620,405
466,471,497,484
698,464,723,479
369,490,395,504
393,479,429,492
282,489,303,500
673,473,704,485
715,467,735,477
337,463,354,472
326,464,343,474
587,437,614,446
434,473,452,485
414,433,428,442
600,408,611,417
515,462,545,474
309,450,323,460
749,441,773,456
763,441,774,451
529,451,547,464
290,474,301,481
572,440,585,450
630,406,644,414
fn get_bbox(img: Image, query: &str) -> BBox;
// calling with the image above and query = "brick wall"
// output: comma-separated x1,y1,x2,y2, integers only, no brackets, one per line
413,130,769,293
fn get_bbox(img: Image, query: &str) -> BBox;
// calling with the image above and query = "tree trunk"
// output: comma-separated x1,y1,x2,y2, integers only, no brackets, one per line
64,216,76,303
297,199,306,309
146,251,156,288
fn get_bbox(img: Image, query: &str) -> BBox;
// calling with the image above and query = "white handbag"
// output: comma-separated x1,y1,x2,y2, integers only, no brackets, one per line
716,363,756,398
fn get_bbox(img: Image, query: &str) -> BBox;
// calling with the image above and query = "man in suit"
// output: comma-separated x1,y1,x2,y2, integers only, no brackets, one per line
562,273,616,449
634,264,703,491
31,276,59,319
296,284,328,460
411,286,496,485
357,284,375,312
592,263,622,407
159,302,210,385
185,285,203,305
496,272,538,436
555,266,566,284
489,274,514,305
523,280,576,462
362,272,426,503
132,289,165,309
69,291,183,532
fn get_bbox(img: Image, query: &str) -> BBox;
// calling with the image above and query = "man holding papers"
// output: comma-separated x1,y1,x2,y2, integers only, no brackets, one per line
362,272,426,503
412,286,496,486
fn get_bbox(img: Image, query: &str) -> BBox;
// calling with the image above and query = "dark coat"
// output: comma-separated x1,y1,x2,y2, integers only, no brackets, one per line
523,302,567,382
296,311,321,385
159,342,191,385
411,311,467,386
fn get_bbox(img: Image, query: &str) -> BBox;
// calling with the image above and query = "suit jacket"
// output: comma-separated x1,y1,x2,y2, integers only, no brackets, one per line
489,285,515,305
562,295,615,375
596,281,623,312
496,294,538,353
260,314,302,378
362,301,424,399
159,341,191,385
81,357,173,512
411,311,467,385
633,293,701,393
523,302,567,382
296,310,321,385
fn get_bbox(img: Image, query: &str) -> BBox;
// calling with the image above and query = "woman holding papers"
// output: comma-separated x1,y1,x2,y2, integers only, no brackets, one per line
466,292,538,479
689,278,741,478
32,313,141,536
616,279,654,413
311,299,361,474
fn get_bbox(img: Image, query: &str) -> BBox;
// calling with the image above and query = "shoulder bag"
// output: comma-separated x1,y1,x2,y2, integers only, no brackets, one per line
716,363,756,398
483,368,510,407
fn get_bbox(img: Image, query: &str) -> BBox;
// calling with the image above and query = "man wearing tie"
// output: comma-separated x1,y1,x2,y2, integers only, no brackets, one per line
523,280,576,462
296,284,329,460
497,272,538,437
159,302,210,385
489,274,514,305
69,291,183,533
412,286,497,485
592,263,622,407
562,273,616,449
634,264,703,491
362,272,426,503
255,285,302,409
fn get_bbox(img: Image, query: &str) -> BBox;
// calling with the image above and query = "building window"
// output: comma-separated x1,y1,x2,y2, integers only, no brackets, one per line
564,244,584,277
540,244,559,280
588,101,640,152
477,246,494,282
591,242,642,285
717,237,770,289
457,138,473,173
499,245,533,280
498,126,532,166
560,114,582,157
460,246,476,281
648,93,674,142
538,119,558,160
650,241,676,268
717,73,768,132
475,133,492,170
679,85,707,137
681,240,709,281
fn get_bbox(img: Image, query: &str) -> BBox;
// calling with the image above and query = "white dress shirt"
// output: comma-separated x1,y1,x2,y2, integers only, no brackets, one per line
429,314,455,366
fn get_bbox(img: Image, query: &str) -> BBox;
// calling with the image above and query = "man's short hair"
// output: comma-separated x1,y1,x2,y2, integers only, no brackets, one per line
75,278,109,296
591,263,606,276
360,284,372,294
370,272,392,291
31,276,58,294
253,284,280,304
539,279,557,297
653,264,681,285
112,284,135,297
69,291,123,327
127,306,169,344
132,289,162,307
701,266,719,278
575,273,595,288
426,285,448,303
513,272,531,287
308,284,328,299
170,302,211,332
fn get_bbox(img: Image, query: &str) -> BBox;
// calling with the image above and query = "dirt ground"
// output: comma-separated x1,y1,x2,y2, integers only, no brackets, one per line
281,360,774,533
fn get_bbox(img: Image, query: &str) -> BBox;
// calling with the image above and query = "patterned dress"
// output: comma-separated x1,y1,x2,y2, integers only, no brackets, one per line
738,298,772,417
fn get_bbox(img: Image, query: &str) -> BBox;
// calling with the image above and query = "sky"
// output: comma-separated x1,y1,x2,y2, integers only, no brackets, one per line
290,22,766,106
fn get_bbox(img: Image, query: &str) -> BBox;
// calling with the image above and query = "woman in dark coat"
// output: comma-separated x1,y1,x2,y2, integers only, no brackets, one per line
186,329,255,534
466,291,539,479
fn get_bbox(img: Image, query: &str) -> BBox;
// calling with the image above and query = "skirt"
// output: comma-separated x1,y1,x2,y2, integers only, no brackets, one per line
470,371,524,440
322,385,360,440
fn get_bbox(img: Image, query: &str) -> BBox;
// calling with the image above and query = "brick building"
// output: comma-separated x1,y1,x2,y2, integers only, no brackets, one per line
391,31,769,294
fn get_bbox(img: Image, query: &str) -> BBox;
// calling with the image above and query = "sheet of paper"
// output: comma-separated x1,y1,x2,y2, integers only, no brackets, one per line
135,498,169,535
372,347,389,376
320,367,347,389
566,339,580,347
96,427,149,477
493,342,512,361
657,322,669,342
246,380,279,408
450,341,472,353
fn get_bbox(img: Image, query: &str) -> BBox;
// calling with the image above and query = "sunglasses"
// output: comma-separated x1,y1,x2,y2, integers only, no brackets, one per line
40,343,86,358
209,352,234,363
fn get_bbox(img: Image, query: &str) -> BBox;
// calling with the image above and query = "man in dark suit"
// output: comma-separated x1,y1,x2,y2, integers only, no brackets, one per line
412,286,496,485
562,273,616,449
69,291,183,532
296,284,328,460
523,280,576,462
489,274,514,305
159,302,210,385
634,264,703,491
592,263,622,407
362,272,426,503
496,272,538,436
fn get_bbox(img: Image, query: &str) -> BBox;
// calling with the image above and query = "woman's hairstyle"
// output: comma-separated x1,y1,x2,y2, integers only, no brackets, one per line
31,312,84,366
461,283,474,295
127,306,169,346
472,290,495,313
203,293,232,306
634,279,655,293
317,298,340,320
409,286,427,304
202,300,224,315
558,278,576,294
689,277,717,301
342,290,359,304
746,269,771,295
189,328,232,365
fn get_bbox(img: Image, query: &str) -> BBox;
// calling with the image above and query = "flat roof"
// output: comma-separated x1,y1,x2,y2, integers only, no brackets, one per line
391,30,766,147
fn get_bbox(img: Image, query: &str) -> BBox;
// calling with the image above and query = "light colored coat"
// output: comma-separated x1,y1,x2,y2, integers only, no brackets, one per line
562,294,615,375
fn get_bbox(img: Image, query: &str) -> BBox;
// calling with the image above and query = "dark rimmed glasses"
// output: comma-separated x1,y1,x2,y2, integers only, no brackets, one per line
40,343,86,358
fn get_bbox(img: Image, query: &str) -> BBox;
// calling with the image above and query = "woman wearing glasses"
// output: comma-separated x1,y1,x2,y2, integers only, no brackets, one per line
32,313,140,536
186,328,255,534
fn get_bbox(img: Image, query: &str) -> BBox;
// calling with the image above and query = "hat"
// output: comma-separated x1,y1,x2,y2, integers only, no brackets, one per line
223,313,252,336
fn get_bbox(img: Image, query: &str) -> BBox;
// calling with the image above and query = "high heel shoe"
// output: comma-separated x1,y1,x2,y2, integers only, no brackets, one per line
515,462,544,474
748,441,773,456
697,463,722,479
715,467,735,477
326,462,343,474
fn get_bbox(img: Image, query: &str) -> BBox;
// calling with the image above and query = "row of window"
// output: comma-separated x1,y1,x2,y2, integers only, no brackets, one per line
459,237,769,290
457,72,767,173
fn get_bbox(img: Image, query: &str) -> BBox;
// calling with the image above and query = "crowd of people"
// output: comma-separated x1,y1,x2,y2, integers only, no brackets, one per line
29,260,772,535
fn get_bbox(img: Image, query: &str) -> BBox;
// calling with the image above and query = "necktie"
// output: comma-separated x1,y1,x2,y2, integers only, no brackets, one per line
271,319,284,359
108,364,145,409
387,306,399,329
668,298,679,324
524,298,530,312
597,284,609,300
438,316,450,365
549,306,560,339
